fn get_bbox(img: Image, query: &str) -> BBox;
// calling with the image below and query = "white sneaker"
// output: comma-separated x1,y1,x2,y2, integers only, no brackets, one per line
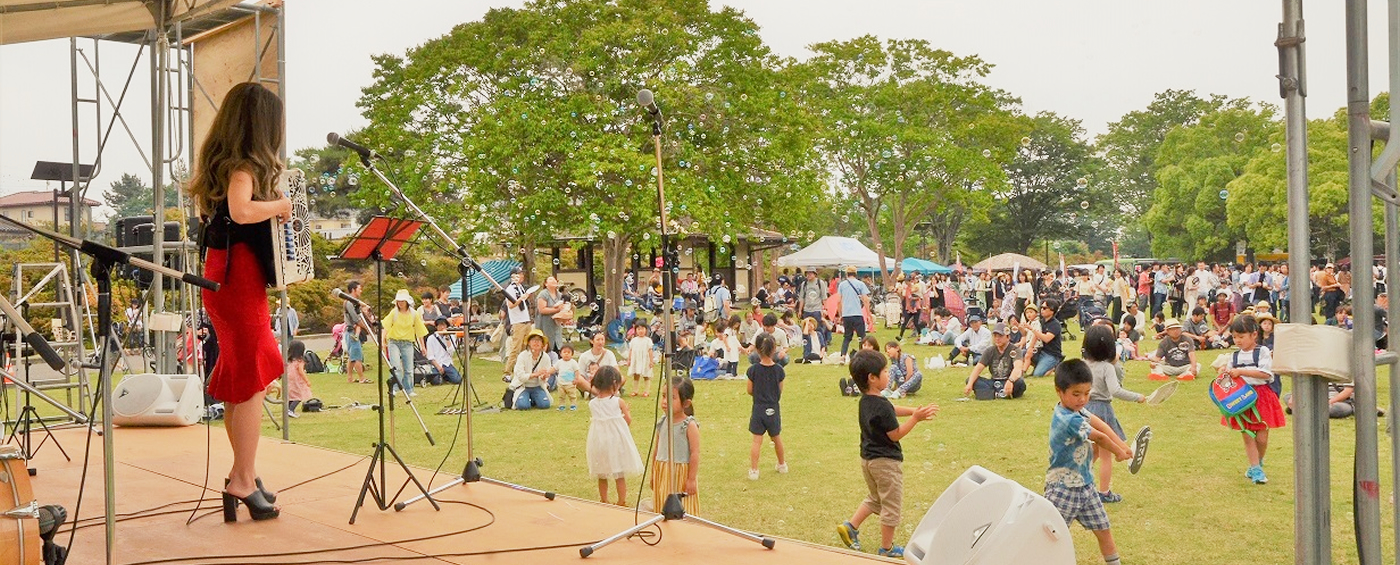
776,463,789,474
286,410,299,419
748,468,760,480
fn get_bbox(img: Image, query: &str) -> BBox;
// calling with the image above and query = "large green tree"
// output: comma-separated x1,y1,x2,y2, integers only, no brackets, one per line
964,112,1101,256
793,35,1016,284
1096,90,1234,255
1143,102,1279,260
104,173,151,220
355,0,823,319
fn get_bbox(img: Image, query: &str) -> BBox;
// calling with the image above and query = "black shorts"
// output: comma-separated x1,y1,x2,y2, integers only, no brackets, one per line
749,405,781,436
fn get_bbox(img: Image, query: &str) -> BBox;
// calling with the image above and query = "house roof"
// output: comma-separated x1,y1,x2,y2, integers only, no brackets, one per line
0,191,100,208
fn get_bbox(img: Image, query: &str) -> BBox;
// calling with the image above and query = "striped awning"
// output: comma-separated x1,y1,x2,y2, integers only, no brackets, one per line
447,259,520,300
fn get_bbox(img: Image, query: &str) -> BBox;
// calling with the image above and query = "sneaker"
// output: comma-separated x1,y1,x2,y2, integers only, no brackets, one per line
1097,490,1122,503
776,463,789,474
836,521,861,551
878,545,904,558
1246,465,1268,484
558,405,566,411
570,405,578,411
953,362,967,367
1176,372,1196,381
1147,372,1170,381
748,469,760,481
286,410,299,419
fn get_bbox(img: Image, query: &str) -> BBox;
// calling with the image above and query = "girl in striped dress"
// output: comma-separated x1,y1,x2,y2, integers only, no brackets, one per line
652,377,701,515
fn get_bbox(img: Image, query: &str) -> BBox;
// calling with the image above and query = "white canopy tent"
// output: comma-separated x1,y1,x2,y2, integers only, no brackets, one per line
774,236,896,269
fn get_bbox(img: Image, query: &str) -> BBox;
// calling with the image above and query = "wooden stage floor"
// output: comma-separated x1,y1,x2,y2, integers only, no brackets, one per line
21,425,884,564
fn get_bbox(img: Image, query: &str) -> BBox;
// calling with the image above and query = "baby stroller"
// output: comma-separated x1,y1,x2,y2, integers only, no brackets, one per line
328,322,347,373
1053,298,1082,341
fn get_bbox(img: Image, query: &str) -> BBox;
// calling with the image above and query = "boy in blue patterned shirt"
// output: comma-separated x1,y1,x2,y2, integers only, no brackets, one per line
1047,359,1133,565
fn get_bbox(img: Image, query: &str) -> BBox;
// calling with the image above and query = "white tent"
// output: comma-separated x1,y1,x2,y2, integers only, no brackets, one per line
774,236,896,269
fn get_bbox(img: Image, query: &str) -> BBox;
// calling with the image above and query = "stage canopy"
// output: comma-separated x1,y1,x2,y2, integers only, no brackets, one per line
774,236,895,269
857,257,952,276
0,0,242,45
448,259,520,300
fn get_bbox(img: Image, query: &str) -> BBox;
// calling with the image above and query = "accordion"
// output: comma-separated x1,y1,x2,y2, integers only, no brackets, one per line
271,168,313,289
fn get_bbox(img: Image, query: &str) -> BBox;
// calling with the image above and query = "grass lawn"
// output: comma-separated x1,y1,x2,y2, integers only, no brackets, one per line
256,322,1393,564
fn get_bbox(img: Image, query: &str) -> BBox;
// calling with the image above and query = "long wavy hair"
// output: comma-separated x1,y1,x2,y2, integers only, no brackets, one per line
188,82,283,216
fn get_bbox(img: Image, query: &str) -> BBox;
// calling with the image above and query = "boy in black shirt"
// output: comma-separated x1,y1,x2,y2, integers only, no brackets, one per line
835,350,938,558
747,333,788,480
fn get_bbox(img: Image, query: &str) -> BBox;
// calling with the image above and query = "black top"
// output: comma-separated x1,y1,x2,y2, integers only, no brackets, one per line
980,342,1022,380
858,394,902,461
746,362,784,408
1039,316,1064,359
200,202,277,285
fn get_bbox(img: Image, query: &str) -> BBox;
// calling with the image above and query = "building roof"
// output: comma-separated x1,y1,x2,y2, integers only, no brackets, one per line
0,191,100,208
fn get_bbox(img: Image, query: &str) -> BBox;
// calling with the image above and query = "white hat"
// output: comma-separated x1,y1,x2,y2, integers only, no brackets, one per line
394,289,413,303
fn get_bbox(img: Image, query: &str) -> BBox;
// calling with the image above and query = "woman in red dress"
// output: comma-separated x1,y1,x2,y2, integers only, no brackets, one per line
187,82,291,521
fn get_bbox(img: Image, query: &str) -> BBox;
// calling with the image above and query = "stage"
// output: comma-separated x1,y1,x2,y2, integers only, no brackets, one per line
22,425,884,564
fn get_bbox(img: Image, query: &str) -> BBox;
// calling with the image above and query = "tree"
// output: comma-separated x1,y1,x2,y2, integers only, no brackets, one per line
289,141,364,222
355,0,823,320
104,173,151,220
1096,90,1234,254
793,35,1017,286
1143,103,1279,260
964,112,1101,257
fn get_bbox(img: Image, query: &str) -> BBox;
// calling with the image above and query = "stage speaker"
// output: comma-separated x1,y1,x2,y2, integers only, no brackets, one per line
904,465,1075,565
111,373,204,427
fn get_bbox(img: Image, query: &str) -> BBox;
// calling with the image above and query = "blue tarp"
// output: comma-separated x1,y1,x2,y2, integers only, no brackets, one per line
448,259,521,300
856,257,953,276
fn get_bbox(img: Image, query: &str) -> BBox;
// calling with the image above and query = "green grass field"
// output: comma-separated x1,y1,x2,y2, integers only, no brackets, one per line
258,323,1394,564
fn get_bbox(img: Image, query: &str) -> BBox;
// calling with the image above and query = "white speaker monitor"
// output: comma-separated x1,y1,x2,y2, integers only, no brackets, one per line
905,465,1075,565
111,373,204,427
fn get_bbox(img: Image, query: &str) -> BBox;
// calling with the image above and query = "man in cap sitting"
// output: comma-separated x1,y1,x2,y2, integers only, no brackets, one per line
948,314,992,367
962,322,1026,399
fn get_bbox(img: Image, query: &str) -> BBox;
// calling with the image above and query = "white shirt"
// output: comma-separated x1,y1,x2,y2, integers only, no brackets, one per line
504,283,531,325
425,332,456,367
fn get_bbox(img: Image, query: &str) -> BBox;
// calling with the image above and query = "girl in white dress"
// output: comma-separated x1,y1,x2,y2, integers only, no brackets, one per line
587,366,644,505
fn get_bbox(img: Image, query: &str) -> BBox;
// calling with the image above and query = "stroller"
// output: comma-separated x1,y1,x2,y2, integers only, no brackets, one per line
328,322,347,373
1053,298,1082,341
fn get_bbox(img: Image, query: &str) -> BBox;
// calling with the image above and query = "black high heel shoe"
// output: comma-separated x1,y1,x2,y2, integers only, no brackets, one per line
222,489,279,522
224,478,277,504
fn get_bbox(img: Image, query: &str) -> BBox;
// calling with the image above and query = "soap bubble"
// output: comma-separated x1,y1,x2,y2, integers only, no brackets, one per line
1234,132,1246,142
982,149,992,158
722,234,732,244
1080,201,1090,210
404,149,417,158
347,174,360,186
1020,136,1032,147
1271,143,1283,153
1219,189,1229,200
420,260,428,267
552,258,560,265
1076,177,1088,188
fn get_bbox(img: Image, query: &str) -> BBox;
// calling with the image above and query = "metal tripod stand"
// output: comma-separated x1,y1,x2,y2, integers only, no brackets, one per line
581,89,776,558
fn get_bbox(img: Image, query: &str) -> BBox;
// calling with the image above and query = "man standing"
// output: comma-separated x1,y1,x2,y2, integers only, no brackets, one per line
836,265,871,362
502,266,534,376
798,267,829,347
343,281,371,384
1152,264,1171,318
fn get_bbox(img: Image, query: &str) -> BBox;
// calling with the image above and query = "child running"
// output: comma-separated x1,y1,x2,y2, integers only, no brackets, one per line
627,319,654,396
585,367,644,506
1218,314,1285,484
836,350,938,558
1081,325,1145,503
1046,359,1134,565
653,377,701,515
747,333,787,480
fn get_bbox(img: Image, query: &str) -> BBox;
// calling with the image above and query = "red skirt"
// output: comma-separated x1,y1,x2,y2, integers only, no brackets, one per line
202,243,283,404
1223,384,1287,432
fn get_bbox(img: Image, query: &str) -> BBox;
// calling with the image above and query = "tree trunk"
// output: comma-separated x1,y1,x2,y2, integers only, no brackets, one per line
865,205,890,292
601,236,630,322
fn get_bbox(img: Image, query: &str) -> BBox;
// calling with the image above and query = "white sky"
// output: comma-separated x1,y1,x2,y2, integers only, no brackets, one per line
0,0,1395,217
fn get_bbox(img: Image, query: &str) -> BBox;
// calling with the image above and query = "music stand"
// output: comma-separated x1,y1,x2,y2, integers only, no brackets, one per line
339,215,441,524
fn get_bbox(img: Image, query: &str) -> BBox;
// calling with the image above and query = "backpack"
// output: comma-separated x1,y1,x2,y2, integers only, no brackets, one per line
303,351,325,374
1210,348,1266,436
702,288,721,323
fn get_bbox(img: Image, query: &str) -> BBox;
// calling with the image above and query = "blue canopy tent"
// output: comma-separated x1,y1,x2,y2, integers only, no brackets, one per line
447,259,521,300
856,257,953,276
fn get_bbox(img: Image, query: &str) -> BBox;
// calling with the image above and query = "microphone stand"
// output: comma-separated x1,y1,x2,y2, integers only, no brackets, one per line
581,96,775,558
0,214,219,565
2,290,82,475
351,154,555,510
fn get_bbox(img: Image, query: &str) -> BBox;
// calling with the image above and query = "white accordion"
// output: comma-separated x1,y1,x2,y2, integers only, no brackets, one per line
272,168,313,289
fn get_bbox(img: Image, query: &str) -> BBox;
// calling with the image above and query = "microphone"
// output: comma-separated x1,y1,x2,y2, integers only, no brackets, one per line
332,288,369,309
326,132,378,161
637,89,660,116
37,504,66,541
0,295,65,371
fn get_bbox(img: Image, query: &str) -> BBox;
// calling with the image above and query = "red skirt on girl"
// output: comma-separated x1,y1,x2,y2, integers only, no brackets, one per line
202,242,283,404
1223,384,1287,432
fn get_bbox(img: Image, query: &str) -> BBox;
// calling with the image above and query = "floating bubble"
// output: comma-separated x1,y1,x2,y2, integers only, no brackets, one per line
1080,201,1090,210
1219,189,1229,200
740,94,748,101
1076,178,1088,188
347,174,360,186
923,461,933,471
643,233,651,241
1020,136,1032,147
420,260,428,267
982,149,992,158
1271,143,1283,153
552,258,560,265
404,149,417,158
607,230,617,239
722,234,732,244
1234,132,1246,142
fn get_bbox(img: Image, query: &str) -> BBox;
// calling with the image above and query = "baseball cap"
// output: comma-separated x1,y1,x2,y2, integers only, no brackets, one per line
968,314,983,323
991,322,1009,335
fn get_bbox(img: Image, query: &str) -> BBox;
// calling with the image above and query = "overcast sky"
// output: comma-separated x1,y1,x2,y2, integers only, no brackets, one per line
1,0,1395,216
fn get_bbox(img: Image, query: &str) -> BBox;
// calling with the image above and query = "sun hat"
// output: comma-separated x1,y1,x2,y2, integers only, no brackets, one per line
1255,312,1279,325
1256,301,1272,310
804,266,817,273
525,328,549,348
394,289,413,303
845,265,857,274
1163,318,1182,330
